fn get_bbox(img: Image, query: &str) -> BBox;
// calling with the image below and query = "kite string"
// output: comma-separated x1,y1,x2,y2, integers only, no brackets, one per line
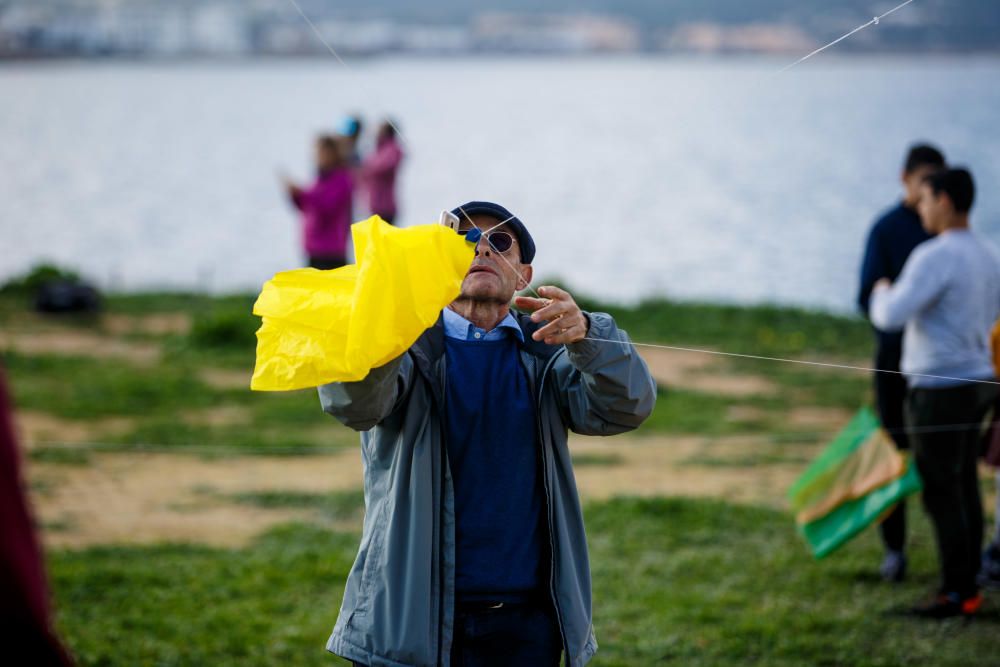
776,0,918,73
277,1,998,390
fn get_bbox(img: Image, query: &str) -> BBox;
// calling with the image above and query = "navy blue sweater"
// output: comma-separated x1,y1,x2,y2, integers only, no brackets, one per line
858,202,932,359
444,336,545,601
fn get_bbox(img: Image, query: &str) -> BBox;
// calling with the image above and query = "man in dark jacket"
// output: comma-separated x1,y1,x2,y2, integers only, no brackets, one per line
319,201,656,666
857,143,945,582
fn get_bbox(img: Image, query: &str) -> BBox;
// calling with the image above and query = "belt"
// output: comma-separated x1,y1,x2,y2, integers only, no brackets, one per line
456,594,547,613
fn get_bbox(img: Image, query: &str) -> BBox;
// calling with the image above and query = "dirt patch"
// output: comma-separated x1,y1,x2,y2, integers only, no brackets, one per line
28,449,364,548
570,435,810,509
639,347,777,397
181,405,252,428
199,368,251,391
26,431,814,549
102,313,192,337
0,329,160,365
787,406,853,430
15,410,134,448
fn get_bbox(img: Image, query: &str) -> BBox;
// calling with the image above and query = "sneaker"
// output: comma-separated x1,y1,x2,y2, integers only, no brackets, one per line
879,551,907,583
910,592,982,619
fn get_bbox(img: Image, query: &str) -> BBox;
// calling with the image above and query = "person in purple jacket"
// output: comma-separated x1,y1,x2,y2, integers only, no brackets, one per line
360,120,404,225
284,135,354,270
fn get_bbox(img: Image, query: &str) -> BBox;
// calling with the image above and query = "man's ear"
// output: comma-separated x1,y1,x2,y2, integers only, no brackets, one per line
518,265,533,291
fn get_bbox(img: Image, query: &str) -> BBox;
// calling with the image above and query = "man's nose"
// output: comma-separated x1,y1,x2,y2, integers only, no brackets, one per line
474,234,491,257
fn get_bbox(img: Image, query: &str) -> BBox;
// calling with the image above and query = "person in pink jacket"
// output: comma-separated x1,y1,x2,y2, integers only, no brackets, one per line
361,121,404,225
284,135,354,269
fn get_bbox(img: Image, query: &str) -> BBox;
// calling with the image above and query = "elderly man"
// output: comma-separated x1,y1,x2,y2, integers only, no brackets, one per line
319,201,656,666
870,169,1000,618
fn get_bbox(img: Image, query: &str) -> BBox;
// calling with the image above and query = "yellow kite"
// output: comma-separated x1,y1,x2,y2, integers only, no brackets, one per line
251,216,475,391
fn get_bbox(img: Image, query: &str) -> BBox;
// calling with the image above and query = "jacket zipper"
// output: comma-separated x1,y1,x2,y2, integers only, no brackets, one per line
534,348,569,659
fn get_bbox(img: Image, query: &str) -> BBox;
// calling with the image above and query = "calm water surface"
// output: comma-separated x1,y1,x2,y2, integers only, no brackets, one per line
2,56,999,312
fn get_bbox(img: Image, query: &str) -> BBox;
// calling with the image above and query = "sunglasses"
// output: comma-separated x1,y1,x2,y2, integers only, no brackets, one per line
458,228,515,254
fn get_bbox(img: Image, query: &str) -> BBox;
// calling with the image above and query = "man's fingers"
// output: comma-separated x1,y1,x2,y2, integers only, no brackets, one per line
537,285,569,300
540,322,587,345
513,296,550,312
532,313,586,343
532,319,565,341
529,299,572,323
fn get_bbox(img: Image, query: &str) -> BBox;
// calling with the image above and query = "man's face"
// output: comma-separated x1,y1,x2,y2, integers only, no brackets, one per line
917,182,948,234
902,165,939,206
456,214,533,305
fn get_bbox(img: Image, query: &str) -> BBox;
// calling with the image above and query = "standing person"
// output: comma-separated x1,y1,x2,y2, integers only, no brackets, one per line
979,321,1000,590
318,201,656,666
858,143,945,582
870,168,1000,618
0,365,74,666
284,135,353,270
339,114,364,167
361,120,404,225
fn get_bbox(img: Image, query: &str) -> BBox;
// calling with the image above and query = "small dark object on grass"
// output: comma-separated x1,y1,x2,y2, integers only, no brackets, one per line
34,280,101,315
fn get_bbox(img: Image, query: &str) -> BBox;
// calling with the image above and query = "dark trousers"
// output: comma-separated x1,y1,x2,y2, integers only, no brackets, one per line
308,254,346,270
873,343,908,552
351,600,562,667
906,382,999,597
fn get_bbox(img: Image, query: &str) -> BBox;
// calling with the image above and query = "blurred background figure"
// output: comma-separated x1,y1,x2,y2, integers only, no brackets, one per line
857,143,945,583
870,167,1000,618
0,366,74,666
979,321,1000,590
361,120,405,225
338,114,364,168
283,135,353,270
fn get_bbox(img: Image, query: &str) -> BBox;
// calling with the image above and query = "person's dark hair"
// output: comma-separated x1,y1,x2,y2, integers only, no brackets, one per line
924,167,975,213
317,134,339,154
381,120,397,139
316,135,344,167
903,143,945,174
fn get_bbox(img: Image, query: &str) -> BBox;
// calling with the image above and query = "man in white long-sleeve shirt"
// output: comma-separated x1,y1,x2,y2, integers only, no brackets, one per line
870,167,1000,618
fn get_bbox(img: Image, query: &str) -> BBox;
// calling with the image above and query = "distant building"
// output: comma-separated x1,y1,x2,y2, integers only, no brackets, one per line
660,23,820,55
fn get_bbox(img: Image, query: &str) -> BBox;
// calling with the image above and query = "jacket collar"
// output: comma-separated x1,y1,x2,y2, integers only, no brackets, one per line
411,310,560,374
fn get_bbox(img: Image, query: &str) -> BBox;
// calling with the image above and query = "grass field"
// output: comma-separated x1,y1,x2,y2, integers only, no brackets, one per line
2,277,998,666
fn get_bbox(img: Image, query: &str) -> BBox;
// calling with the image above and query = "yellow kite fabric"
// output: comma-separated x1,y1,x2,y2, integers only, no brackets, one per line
251,216,475,391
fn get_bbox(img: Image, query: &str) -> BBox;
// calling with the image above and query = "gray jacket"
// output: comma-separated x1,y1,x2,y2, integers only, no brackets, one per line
318,311,656,667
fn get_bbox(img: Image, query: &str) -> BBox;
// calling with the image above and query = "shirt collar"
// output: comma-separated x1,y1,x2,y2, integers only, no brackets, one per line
442,307,524,343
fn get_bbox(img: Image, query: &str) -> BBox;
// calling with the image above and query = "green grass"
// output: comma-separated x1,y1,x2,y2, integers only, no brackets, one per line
2,351,223,420
51,524,359,667
49,496,999,667
571,453,625,467
29,446,92,466
229,489,366,521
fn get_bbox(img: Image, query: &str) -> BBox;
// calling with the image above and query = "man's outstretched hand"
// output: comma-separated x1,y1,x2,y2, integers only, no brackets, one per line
514,286,590,345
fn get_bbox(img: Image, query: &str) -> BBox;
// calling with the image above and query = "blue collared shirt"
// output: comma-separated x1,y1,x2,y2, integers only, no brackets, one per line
442,307,524,343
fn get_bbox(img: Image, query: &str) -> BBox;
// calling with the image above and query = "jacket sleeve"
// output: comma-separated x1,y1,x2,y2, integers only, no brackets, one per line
363,144,403,178
869,245,949,332
552,312,657,436
317,353,414,431
858,222,886,316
